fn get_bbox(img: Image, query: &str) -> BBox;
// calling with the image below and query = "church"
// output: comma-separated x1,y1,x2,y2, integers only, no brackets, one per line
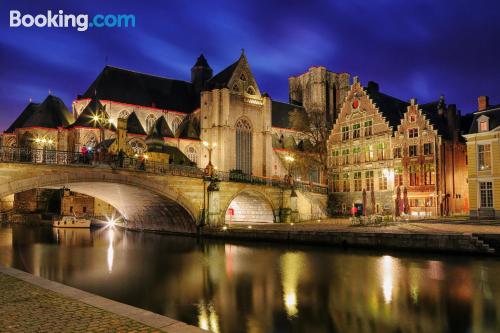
1,51,348,186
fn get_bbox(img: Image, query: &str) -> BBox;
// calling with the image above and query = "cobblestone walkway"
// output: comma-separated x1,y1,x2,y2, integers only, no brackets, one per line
0,273,163,333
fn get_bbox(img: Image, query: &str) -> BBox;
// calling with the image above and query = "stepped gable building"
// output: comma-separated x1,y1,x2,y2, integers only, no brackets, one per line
328,79,468,217
2,52,350,184
464,96,500,218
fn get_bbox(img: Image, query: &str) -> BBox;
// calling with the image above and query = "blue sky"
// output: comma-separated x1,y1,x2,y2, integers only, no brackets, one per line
1,0,499,129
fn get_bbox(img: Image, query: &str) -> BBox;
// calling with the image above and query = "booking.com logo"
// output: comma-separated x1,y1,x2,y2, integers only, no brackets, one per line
9,10,136,32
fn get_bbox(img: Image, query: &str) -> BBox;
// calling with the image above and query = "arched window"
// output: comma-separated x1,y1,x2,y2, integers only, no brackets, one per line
128,139,146,155
232,84,240,92
240,73,247,81
83,133,97,149
171,117,181,135
118,110,130,119
246,86,255,95
235,118,252,174
186,146,198,164
145,114,156,133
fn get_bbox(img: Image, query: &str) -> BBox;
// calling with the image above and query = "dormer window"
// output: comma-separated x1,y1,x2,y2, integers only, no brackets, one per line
240,73,247,81
246,86,255,95
478,115,489,132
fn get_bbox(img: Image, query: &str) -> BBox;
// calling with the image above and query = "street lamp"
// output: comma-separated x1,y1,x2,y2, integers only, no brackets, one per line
202,141,217,178
284,155,295,184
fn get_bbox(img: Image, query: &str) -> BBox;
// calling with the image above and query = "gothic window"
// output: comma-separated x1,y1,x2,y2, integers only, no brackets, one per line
83,133,97,149
128,139,146,155
118,110,130,119
171,117,182,136
235,118,252,174
186,146,198,164
232,84,240,92
145,115,156,133
240,73,247,81
246,86,255,95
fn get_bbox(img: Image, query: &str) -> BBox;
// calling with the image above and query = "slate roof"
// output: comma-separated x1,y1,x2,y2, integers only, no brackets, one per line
205,58,240,89
271,100,305,129
81,66,199,113
419,100,452,139
468,106,500,134
148,116,174,138
5,95,74,132
69,97,115,130
366,83,408,130
177,115,200,139
126,112,146,135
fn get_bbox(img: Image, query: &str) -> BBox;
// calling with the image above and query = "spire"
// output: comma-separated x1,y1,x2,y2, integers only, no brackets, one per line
191,53,213,93
193,54,210,68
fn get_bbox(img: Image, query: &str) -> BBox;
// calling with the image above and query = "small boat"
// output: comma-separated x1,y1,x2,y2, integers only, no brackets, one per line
53,216,91,228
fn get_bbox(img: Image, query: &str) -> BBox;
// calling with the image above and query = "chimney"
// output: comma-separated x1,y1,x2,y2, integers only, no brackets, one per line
367,81,379,93
478,95,489,111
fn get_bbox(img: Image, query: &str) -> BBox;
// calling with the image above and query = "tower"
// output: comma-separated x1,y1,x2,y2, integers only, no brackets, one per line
288,67,350,128
191,54,213,93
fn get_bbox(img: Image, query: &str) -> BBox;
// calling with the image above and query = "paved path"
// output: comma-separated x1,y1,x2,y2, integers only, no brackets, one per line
0,266,205,333
226,219,500,235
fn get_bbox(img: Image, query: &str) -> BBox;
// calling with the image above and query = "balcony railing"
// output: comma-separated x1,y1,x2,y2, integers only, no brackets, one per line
0,146,327,194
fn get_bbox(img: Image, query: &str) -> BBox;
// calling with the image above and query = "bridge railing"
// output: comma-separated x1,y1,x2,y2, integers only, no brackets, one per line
0,146,327,194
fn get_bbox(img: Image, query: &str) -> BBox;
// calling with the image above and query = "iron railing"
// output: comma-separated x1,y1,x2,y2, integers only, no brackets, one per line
0,146,327,194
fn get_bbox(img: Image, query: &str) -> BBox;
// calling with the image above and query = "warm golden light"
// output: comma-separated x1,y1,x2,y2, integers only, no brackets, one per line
284,155,295,162
107,229,114,273
280,252,306,318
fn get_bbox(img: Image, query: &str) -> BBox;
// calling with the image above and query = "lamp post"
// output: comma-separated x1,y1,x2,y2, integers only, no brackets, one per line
202,141,218,227
284,155,295,185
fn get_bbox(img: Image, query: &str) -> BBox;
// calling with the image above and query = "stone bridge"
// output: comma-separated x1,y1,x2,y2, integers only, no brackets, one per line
0,162,327,233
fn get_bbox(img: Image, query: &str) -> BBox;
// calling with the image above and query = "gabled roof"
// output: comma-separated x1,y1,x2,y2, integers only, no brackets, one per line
126,112,146,135
271,100,305,129
5,95,74,132
177,115,200,139
149,116,174,138
80,66,199,113
206,58,240,89
366,83,408,130
468,107,500,134
69,97,114,130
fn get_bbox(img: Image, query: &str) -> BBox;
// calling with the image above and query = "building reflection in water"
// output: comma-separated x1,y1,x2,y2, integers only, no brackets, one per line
1,226,500,333
107,229,114,273
280,252,306,318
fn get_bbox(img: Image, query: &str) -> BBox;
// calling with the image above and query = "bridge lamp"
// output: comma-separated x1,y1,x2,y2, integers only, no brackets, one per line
143,154,149,160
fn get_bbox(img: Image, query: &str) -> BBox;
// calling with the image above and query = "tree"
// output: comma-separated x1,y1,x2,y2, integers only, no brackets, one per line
288,108,330,174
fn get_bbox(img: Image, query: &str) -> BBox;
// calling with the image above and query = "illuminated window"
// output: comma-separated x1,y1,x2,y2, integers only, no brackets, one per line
353,147,361,163
409,145,418,157
342,149,349,165
118,110,130,119
128,139,146,155
424,163,435,185
364,120,373,136
236,118,252,174
409,128,419,138
343,173,350,192
365,145,374,161
342,126,349,141
378,170,388,190
352,123,361,139
394,167,403,186
409,165,419,186
376,143,385,160
479,120,489,132
478,144,491,170
365,170,374,191
423,143,433,155
354,171,362,192
480,182,493,208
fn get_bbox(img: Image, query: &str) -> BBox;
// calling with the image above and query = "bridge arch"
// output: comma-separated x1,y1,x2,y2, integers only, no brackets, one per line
0,167,199,233
224,189,276,224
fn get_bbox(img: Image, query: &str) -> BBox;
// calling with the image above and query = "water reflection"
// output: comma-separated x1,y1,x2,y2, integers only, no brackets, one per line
1,225,500,333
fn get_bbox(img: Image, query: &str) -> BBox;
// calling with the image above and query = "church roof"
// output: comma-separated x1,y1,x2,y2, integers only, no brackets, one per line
271,100,305,129
177,115,200,139
193,54,210,68
206,57,241,89
126,112,146,135
5,95,74,132
69,97,115,130
148,116,174,138
365,82,409,130
80,66,199,113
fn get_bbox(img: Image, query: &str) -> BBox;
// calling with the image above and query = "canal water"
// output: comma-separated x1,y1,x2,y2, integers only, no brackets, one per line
0,224,499,333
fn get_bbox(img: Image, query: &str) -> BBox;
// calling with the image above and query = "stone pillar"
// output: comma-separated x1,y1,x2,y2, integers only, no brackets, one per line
207,181,222,226
279,188,299,223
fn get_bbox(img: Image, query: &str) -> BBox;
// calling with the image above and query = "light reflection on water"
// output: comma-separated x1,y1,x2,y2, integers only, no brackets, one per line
1,224,500,333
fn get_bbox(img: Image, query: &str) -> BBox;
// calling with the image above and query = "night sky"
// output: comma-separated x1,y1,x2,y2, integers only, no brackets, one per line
1,0,499,130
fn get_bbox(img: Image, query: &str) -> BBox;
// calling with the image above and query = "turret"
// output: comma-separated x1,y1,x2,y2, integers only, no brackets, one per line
191,54,213,93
